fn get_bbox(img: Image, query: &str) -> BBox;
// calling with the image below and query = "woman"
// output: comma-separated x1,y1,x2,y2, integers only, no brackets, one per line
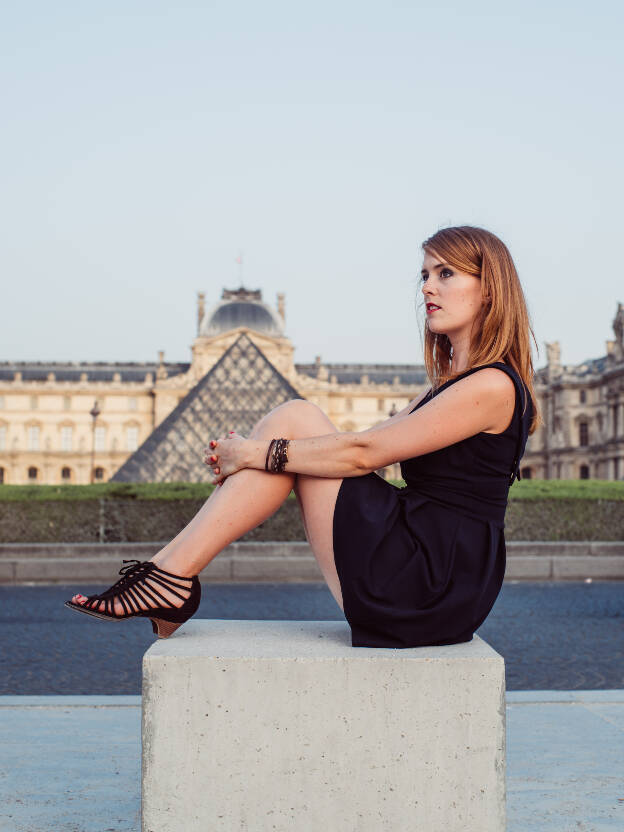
66,225,540,648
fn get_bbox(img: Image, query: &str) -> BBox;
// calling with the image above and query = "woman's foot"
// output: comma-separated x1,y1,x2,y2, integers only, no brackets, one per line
70,558,195,617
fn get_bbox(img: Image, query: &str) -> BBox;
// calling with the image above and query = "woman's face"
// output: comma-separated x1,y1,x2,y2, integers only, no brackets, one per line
420,250,486,341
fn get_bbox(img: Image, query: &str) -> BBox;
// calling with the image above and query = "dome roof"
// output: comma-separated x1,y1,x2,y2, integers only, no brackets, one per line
200,288,284,338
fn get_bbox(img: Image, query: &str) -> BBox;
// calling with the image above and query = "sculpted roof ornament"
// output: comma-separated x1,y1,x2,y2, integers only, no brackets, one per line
199,286,285,338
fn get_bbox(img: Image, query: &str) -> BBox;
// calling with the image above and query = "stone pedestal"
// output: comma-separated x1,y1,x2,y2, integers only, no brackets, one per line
142,620,506,831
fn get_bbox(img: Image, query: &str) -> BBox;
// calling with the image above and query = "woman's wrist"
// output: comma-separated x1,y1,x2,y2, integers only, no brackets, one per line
244,439,271,471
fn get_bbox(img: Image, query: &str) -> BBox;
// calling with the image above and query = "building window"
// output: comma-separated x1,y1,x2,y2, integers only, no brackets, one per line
61,467,72,481
126,426,139,451
580,464,590,480
553,416,561,434
615,458,621,480
0,426,6,451
61,426,73,452
94,426,107,452
94,467,105,481
579,390,586,404
30,395,38,410
0,467,4,484
579,422,589,446
28,425,40,451
28,466,38,482
63,396,71,411
614,404,620,439
377,398,385,412
128,397,138,411
346,398,353,412
597,413,604,433
521,467,532,479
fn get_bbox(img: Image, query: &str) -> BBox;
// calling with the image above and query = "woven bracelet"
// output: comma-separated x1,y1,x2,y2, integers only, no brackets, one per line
269,438,290,473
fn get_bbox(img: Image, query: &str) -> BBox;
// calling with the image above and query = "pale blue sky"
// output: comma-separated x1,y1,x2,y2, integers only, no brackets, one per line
2,1,622,370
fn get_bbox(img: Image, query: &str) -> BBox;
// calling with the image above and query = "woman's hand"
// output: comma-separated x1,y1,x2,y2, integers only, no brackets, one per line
203,431,248,485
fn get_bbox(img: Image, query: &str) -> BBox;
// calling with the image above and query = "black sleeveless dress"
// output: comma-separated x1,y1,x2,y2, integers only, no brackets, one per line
332,361,533,648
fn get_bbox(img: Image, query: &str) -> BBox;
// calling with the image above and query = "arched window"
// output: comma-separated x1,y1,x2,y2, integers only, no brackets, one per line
61,467,72,481
28,466,38,482
521,467,532,479
579,422,589,446
94,467,105,481
579,464,590,480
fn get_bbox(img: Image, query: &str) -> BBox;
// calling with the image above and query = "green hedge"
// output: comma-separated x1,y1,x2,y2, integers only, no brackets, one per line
0,480,622,543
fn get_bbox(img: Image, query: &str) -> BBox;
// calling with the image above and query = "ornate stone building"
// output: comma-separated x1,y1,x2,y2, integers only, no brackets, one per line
521,303,624,481
0,289,622,484
0,288,424,484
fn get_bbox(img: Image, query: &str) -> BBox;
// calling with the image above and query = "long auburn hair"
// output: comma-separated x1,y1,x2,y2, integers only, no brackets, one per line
420,225,541,435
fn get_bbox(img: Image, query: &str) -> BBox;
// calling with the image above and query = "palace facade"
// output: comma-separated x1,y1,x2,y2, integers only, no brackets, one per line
0,288,622,484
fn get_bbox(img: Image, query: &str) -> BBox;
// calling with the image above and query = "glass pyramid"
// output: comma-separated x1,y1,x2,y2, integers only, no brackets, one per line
111,333,304,482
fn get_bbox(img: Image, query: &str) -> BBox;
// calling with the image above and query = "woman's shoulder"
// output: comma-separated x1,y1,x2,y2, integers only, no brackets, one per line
441,362,517,398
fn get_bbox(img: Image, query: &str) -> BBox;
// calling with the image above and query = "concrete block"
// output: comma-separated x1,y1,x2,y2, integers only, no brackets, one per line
588,542,624,557
14,556,122,583
553,556,624,580
198,554,233,581
142,620,506,832
229,541,315,560
0,561,16,582
505,555,553,579
231,554,323,581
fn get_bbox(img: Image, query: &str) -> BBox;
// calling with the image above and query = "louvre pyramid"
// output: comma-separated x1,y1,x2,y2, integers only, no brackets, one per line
111,333,304,482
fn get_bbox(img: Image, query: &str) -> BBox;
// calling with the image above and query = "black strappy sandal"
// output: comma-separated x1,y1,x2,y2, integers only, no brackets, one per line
64,559,201,638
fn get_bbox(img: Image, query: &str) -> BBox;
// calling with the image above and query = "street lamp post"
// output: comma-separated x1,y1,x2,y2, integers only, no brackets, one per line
89,400,101,484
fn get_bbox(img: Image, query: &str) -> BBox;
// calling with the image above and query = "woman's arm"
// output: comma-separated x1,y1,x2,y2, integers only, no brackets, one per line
374,386,432,426
209,368,515,483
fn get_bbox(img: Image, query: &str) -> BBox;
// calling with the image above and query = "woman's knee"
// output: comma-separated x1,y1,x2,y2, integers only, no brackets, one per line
266,399,336,434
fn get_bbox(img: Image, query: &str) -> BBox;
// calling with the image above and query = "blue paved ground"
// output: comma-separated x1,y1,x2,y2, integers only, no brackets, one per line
1,693,623,832
1,581,623,692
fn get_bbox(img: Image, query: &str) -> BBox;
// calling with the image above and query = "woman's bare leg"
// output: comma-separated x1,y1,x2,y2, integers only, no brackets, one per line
72,400,345,611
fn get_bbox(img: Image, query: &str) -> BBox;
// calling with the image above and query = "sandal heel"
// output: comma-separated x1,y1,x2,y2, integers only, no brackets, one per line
150,618,184,639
